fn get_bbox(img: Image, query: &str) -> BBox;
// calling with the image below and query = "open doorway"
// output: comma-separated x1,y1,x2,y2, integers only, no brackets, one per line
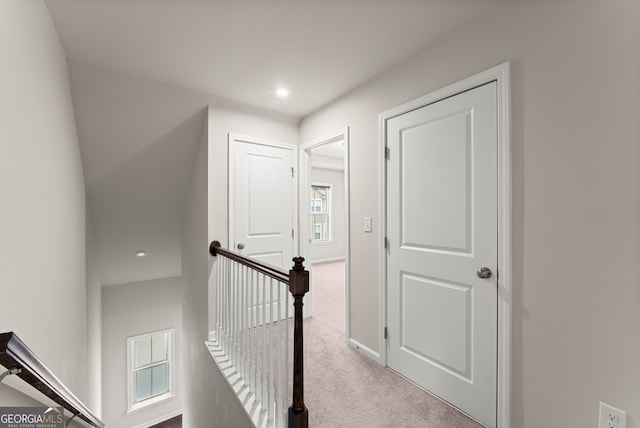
299,128,350,341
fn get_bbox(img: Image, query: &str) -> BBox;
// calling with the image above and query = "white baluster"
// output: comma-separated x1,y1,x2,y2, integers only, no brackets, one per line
261,273,268,409
249,269,255,394
215,255,221,341
223,258,228,355
276,279,282,428
243,265,249,381
240,265,244,378
230,260,234,366
256,273,262,406
223,258,229,351
236,262,241,370
228,260,234,366
268,277,274,423
232,260,238,368
218,257,223,343
285,284,290,424
236,261,241,370
254,270,259,396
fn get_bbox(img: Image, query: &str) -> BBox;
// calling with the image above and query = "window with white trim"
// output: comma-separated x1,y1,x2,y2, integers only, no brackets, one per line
127,329,174,412
310,184,331,242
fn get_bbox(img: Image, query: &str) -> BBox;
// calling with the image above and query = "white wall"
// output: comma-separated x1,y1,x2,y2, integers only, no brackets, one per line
86,213,103,417
181,110,226,428
182,106,261,428
300,1,640,427
310,166,346,262
102,277,183,428
0,0,90,407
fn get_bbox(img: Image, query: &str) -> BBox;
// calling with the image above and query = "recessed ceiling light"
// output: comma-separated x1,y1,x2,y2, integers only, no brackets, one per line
275,88,290,98
135,250,147,257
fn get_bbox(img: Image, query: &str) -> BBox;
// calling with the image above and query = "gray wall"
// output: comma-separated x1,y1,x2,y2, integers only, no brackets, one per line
181,106,256,428
0,0,92,411
102,277,183,428
86,214,103,417
180,110,227,428
300,1,640,427
310,166,346,262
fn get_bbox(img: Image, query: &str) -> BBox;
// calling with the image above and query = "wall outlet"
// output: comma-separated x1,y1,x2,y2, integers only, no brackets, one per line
599,402,626,428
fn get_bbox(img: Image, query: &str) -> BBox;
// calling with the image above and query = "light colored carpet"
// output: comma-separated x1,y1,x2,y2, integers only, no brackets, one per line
304,260,485,428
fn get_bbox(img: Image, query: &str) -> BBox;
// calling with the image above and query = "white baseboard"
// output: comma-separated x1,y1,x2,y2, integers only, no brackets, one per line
132,408,182,428
348,338,380,364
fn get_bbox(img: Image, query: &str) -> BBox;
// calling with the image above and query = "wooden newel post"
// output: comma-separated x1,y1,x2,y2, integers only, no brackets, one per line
288,257,309,428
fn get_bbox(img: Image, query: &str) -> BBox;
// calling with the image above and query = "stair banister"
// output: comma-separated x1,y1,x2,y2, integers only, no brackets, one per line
0,331,104,428
209,240,309,428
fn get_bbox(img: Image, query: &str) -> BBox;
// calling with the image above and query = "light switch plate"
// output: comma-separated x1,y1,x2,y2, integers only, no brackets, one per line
364,217,372,233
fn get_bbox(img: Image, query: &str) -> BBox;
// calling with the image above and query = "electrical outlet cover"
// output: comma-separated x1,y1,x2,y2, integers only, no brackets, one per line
599,402,626,428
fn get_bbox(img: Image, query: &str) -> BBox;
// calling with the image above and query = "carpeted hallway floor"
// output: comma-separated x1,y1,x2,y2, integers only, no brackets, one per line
304,260,485,428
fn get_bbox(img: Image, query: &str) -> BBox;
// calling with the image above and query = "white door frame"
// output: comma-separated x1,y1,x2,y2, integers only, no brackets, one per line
299,127,350,337
378,62,511,428
228,133,299,259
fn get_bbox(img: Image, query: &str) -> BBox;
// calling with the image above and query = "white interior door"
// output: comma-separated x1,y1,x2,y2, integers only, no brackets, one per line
386,82,498,427
230,135,296,269
230,135,298,323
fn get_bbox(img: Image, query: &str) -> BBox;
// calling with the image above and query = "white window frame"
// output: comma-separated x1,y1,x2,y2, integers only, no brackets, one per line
311,198,323,213
126,328,175,413
310,183,332,243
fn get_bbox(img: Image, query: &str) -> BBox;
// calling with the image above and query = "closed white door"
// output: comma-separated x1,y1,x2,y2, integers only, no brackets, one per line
230,135,297,323
386,82,498,427
230,136,296,269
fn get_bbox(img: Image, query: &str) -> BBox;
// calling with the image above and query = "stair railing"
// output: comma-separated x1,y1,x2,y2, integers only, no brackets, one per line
209,241,308,428
0,331,104,428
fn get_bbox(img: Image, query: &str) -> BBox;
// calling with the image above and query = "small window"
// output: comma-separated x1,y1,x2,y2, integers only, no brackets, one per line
310,184,331,243
127,329,174,412
311,198,323,213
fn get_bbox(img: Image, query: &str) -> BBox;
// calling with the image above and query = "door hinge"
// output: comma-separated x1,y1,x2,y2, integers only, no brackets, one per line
292,228,295,239
385,147,390,160
384,237,389,249
384,327,388,339
291,167,295,177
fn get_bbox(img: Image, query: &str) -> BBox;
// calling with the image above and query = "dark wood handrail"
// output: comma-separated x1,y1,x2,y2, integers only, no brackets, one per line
209,240,309,428
0,332,104,428
209,240,290,284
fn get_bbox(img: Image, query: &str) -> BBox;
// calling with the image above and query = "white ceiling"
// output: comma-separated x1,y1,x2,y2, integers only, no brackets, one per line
69,61,209,285
46,0,502,117
44,0,505,286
